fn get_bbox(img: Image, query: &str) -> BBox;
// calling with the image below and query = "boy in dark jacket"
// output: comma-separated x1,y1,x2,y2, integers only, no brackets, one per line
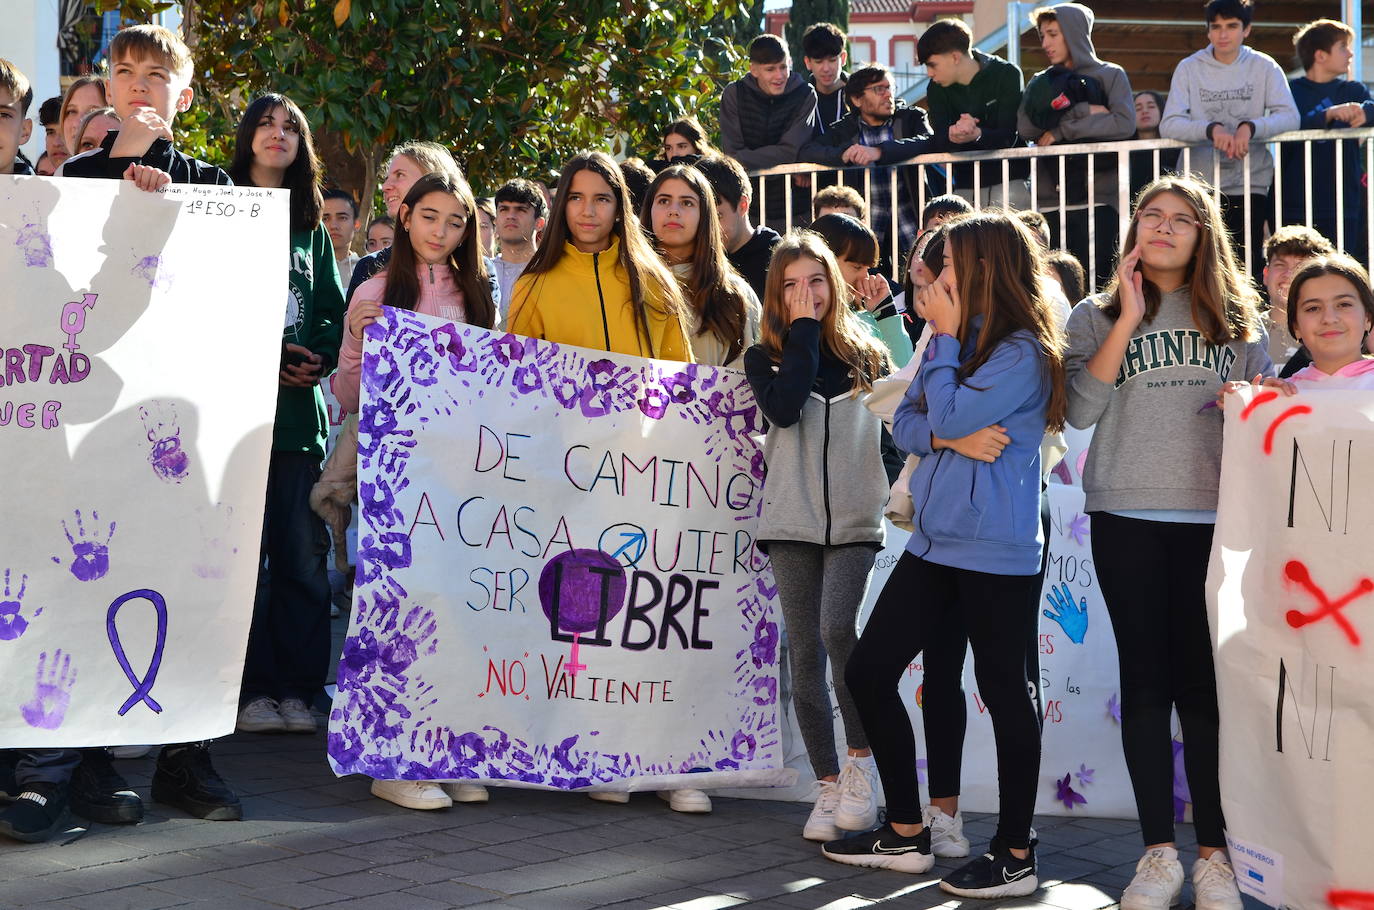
61,25,242,830
801,64,932,269
720,34,818,228
803,23,850,135
693,154,782,301
1280,17,1373,261
918,18,1028,207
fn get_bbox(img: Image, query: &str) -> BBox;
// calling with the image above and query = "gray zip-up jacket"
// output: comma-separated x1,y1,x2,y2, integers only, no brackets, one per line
1065,289,1273,512
744,319,887,549
1160,45,1299,195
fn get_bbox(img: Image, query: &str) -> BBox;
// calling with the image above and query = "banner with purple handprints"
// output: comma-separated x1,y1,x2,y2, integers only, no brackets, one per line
1209,389,1374,907
328,310,792,791
0,175,287,745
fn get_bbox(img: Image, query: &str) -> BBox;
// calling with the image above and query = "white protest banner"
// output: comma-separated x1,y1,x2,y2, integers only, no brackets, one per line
0,175,287,746
1209,389,1374,907
328,311,791,791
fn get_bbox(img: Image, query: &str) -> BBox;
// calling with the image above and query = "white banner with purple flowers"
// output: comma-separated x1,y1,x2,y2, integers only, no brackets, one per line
0,175,286,746
328,309,792,791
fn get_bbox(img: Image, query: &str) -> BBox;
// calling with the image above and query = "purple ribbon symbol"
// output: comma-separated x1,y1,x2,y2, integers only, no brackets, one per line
106,589,168,716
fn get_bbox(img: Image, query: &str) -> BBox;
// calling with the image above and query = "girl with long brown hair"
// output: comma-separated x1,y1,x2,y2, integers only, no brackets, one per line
744,231,891,845
337,172,496,411
641,164,759,367
507,150,692,361
1064,174,1269,907
833,213,1065,898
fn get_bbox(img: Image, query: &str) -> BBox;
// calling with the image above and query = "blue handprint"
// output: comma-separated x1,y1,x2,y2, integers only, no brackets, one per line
1043,582,1088,644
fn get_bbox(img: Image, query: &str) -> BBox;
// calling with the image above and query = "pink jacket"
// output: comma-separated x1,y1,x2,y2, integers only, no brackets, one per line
335,262,467,412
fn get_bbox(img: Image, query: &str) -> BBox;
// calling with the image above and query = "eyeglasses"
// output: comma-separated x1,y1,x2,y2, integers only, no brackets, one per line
865,83,894,96
1137,210,1199,233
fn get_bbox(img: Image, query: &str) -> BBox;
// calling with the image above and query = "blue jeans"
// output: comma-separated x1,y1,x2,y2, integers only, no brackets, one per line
241,451,331,704
2,750,81,790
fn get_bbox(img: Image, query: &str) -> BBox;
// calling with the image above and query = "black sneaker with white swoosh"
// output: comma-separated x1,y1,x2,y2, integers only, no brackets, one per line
820,823,934,873
939,837,1038,898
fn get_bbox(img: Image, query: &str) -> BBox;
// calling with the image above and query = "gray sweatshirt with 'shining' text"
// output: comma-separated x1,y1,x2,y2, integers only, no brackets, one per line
1065,289,1273,513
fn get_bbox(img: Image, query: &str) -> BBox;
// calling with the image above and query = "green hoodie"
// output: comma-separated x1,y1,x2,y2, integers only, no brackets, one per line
277,223,344,458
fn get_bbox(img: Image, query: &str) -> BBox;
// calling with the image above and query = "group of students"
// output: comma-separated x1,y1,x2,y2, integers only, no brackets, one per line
3,7,1374,910
717,0,1370,285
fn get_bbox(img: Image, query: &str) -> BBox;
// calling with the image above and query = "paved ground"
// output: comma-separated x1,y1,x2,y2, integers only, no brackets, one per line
2,616,1241,909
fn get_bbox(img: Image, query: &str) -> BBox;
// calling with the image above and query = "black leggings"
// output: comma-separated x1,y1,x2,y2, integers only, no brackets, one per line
1090,512,1225,848
846,553,1042,848
921,498,1050,799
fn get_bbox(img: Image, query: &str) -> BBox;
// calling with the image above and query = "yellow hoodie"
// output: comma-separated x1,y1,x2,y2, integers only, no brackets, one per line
507,238,694,362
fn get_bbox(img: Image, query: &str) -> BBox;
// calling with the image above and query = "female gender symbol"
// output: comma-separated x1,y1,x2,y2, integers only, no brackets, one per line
106,588,168,715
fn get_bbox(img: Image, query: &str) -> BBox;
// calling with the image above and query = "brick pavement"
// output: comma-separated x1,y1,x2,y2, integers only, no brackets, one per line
1,615,1242,909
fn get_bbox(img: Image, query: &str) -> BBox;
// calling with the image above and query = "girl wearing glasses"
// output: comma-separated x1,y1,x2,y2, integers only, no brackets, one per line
1063,175,1271,909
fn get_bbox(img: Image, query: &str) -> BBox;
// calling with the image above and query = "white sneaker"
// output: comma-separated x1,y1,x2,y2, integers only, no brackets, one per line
834,755,878,831
588,790,630,804
443,782,489,803
803,780,841,842
109,745,153,759
236,697,286,733
370,779,452,810
658,789,712,813
1121,846,1185,910
277,698,317,734
922,805,971,857
1192,853,1243,910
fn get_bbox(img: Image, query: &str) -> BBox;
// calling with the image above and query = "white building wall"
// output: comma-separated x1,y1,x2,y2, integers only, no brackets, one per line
1,0,61,165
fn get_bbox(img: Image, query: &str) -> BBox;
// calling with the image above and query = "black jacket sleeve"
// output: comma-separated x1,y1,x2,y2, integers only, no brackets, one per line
744,319,822,428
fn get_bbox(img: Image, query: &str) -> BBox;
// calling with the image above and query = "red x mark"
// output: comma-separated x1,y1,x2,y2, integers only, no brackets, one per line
1284,560,1374,646
1328,891,1374,910
1239,390,1312,454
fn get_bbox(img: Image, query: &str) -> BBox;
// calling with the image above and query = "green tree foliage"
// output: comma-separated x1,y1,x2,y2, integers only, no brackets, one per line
98,0,749,214
782,0,850,67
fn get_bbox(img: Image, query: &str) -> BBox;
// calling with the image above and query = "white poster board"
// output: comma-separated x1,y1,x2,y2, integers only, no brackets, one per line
0,175,287,746
1210,388,1374,908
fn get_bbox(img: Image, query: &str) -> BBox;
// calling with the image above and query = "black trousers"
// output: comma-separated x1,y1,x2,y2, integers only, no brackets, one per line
921,498,1049,800
1090,512,1225,847
242,451,332,704
846,553,1042,848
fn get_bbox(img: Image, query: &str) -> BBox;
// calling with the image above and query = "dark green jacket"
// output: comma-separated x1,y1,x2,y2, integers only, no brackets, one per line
277,223,344,458
925,49,1027,186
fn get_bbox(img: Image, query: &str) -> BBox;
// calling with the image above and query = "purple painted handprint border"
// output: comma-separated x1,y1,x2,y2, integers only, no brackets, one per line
328,311,782,787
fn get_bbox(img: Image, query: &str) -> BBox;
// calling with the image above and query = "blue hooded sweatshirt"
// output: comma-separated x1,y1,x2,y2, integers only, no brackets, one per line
892,324,1051,575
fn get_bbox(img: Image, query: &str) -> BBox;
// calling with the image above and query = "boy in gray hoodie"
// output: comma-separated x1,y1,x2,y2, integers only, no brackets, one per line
1016,3,1136,285
1160,0,1298,280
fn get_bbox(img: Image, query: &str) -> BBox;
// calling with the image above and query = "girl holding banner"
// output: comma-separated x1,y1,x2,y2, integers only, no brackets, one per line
1064,176,1270,910
833,213,1063,898
507,151,713,815
743,232,891,844
640,164,760,370
507,151,693,364
336,171,496,810
1258,255,1374,391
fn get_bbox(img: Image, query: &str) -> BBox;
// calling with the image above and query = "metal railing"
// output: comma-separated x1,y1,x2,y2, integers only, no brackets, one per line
750,127,1374,290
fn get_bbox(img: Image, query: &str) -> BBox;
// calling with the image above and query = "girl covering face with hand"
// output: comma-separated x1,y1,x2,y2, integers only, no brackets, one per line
831,213,1065,898
743,231,891,848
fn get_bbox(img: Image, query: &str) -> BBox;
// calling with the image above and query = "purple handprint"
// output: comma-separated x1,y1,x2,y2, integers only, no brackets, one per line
21,649,76,730
60,509,116,582
139,402,190,483
0,569,41,641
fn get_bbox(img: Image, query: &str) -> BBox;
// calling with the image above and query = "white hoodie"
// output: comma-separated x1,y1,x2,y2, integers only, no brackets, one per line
1159,45,1299,195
